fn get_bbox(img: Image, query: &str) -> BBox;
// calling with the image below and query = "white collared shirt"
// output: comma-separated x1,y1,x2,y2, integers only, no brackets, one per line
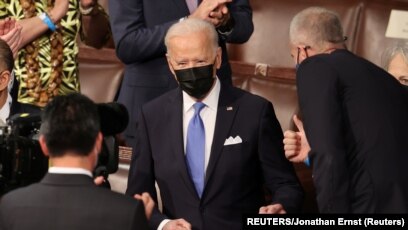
182,77,220,173
0,93,12,124
48,167,93,178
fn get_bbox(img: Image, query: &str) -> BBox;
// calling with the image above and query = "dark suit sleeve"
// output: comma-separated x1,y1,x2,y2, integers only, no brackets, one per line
130,201,150,230
222,0,253,43
126,108,168,228
259,101,304,213
108,0,176,64
0,201,8,230
297,58,351,212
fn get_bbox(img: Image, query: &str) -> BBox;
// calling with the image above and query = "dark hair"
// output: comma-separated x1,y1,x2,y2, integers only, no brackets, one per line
40,93,100,157
0,39,13,72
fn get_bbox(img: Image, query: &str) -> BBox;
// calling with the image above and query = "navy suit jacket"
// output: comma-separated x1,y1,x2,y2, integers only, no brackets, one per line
126,83,304,229
108,0,253,149
0,173,149,230
297,49,408,213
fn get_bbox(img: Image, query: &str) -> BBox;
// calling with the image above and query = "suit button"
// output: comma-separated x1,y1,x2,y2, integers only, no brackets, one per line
199,207,205,214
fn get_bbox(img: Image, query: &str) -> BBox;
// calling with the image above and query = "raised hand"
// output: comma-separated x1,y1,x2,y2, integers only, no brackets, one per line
190,0,232,26
0,18,22,58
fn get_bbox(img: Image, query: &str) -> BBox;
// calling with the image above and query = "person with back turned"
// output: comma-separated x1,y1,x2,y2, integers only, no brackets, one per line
284,7,408,213
0,93,153,230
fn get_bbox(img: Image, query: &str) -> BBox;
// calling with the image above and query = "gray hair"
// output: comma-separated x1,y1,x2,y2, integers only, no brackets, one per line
289,7,344,50
165,18,219,54
381,43,408,71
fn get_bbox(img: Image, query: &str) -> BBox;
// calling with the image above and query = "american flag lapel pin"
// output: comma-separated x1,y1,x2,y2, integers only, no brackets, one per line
226,106,233,111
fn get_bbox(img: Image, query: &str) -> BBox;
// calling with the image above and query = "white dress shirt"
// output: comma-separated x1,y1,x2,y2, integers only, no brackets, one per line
182,77,220,173
49,166,93,178
0,93,12,124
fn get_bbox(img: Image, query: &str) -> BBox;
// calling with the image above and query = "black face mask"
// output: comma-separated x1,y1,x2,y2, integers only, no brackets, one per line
175,64,215,99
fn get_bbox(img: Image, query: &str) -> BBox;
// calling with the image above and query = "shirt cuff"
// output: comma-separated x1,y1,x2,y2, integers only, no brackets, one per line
158,219,171,230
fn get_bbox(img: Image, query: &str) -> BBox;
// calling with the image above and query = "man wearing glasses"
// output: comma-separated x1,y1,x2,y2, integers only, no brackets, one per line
286,7,408,213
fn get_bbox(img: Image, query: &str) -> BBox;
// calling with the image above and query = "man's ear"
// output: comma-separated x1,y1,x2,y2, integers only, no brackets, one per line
94,132,103,156
166,53,176,76
39,135,50,157
0,70,10,91
215,47,222,69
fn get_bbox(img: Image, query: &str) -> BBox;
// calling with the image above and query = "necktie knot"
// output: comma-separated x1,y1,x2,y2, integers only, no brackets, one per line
193,102,205,116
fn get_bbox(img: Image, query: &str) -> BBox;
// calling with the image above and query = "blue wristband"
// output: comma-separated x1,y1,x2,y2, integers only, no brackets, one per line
304,156,310,167
39,12,57,32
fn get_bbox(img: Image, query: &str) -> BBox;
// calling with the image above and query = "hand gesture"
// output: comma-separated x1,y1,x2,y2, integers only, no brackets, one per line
134,192,155,220
283,115,311,163
259,203,286,214
190,0,232,26
0,18,22,58
208,4,230,28
163,219,192,230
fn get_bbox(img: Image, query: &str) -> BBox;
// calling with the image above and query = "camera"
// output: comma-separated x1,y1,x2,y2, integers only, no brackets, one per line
0,102,129,195
0,114,47,194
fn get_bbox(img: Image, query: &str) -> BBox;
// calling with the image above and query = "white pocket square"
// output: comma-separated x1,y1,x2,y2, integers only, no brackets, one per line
224,136,243,146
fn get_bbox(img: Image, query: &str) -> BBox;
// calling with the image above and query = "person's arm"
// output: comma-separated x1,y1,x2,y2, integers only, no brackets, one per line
297,58,351,213
108,0,175,64
259,101,304,213
218,0,253,43
79,0,112,49
126,107,168,229
17,0,68,49
109,0,233,64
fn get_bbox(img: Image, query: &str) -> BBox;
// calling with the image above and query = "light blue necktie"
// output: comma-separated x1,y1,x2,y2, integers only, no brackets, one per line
186,102,206,198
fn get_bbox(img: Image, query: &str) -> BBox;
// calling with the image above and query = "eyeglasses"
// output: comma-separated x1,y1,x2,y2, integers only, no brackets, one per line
297,46,311,65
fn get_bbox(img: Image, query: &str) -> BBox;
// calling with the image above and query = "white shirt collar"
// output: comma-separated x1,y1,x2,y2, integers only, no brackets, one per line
48,167,93,178
183,77,220,112
0,93,12,124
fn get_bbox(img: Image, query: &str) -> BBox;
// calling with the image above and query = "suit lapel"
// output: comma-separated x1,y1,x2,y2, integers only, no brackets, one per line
166,89,198,198
204,85,239,187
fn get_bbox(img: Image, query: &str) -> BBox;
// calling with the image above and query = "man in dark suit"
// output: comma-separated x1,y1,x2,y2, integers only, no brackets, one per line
284,7,408,213
108,0,253,151
126,18,303,230
0,93,153,230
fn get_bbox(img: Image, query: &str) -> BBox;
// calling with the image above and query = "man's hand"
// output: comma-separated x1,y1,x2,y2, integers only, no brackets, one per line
190,0,232,26
208,4,230,27
259,203,286,214
163,219,192,230
93,176,104,185
283,115,311,163
134,192,155,220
